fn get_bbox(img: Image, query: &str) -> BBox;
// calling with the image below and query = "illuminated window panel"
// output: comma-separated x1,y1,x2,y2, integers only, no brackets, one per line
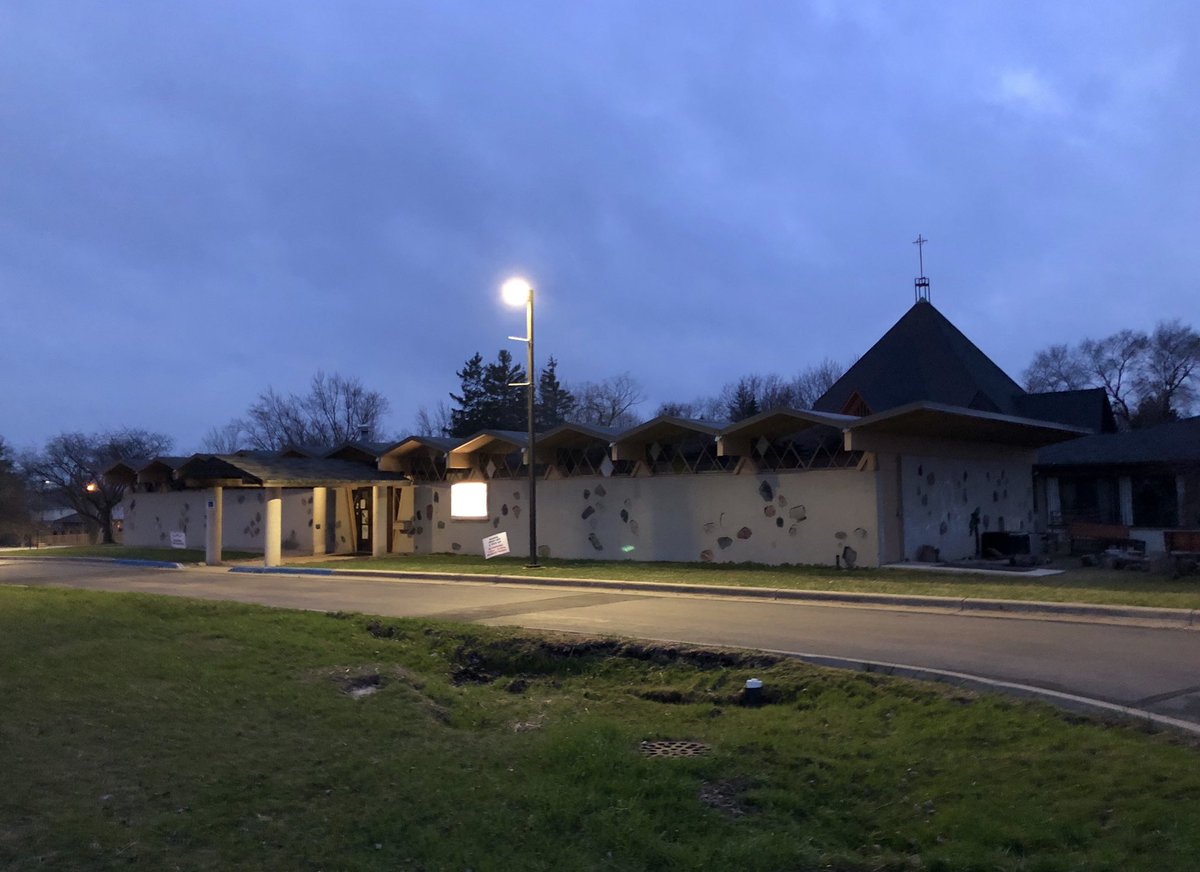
450,482,489,520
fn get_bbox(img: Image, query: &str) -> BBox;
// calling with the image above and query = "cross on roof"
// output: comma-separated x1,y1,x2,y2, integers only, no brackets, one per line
912,234,930,302
913,234,928,276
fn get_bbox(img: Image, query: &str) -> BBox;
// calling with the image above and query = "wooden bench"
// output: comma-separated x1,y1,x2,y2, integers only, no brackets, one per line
1067,521,1145,557
1165,530,1200,577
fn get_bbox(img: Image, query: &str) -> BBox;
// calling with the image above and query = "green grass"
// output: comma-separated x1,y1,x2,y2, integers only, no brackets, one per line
4,544,259,563
2,585,1198,871
313,553,1200,610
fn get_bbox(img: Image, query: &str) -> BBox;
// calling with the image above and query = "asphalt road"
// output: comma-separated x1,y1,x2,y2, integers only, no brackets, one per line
4,559,1200,728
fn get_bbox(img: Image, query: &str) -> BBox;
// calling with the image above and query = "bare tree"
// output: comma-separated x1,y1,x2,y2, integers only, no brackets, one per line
0,436,31,546
24,428,173,544
413,402,453,437
241,386,315,450
1021,344,1090,393
1080,329,1149,427
655,360,848,424
200,420,245,453
791,358,845,408
302,371,391,446
1134,319,1200,420
572,373,645,428
207,371,391,452
655,396,724,420
757,373,798,410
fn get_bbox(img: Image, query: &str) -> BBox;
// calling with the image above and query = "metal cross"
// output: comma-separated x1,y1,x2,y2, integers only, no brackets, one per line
913,234,928,276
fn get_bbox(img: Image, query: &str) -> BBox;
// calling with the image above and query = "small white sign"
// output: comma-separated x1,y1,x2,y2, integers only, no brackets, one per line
482,531,510,559
169,531,187,549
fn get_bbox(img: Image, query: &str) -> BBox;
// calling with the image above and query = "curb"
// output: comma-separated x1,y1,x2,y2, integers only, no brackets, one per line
230,566,334,576
238,566,1199,629
767,649,1200,738
6,556,188,570
695,638,1200,738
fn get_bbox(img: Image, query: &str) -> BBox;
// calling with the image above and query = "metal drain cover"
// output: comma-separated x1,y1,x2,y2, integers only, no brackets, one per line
639,740,711,758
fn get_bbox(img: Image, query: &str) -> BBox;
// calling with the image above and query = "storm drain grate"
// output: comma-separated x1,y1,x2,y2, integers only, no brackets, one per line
639,740,711,758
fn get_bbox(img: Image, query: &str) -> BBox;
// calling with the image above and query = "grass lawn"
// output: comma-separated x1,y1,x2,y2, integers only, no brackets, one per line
3,544,259,564
2,585,1198,871
313,553,1200,611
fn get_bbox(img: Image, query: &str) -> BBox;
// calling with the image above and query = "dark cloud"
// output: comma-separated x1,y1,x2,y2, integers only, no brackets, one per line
1,2,1197,449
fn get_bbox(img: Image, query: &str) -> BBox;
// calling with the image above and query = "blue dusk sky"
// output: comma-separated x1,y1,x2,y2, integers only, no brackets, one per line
2,2,1197,451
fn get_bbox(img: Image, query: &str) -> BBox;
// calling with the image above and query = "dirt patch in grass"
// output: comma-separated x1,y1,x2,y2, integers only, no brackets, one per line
447,633,781,680
323,664,449,715
699,776,756,818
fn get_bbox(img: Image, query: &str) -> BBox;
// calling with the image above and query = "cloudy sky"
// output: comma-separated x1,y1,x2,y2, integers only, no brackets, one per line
2,1,1197,451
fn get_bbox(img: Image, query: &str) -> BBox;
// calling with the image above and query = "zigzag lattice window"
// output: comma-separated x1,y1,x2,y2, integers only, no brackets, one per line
554,445,635,478
646,433,732,475
406,455,447,482
753,427,862,471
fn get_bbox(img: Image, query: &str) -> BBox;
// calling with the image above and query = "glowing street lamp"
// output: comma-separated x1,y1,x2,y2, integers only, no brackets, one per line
501,276,540,568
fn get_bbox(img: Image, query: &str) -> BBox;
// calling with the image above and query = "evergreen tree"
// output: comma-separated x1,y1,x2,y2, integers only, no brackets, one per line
726,378,760,422
448,350,528,436
448,353,488,437
536,357,576,429
483,349,527,431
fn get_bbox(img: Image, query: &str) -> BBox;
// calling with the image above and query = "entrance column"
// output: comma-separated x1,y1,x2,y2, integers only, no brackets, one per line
372,485,388,558
205,486,223,566
265,487,282,567
312,487,327,556
1118,476,1134,527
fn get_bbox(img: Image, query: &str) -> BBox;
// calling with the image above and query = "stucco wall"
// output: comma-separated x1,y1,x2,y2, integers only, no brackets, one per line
409,469,880,567
900,451,1036,561
121,488,356,554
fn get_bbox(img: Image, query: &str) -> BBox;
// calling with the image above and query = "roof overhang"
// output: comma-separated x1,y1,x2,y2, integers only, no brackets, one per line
610,416,722,462
844,402,1089,451
716,408,858,457
536,423,618,449
447,431,528,469
176,454,410,489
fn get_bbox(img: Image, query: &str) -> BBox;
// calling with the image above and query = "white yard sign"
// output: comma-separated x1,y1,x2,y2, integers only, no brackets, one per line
169,531,187,549
482,532,510,559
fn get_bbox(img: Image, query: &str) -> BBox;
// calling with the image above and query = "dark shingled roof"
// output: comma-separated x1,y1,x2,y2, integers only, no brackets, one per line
177,454,409,487
1037,416,1200,468
813,300,1115,433
814,300,1025,417
1015,389,1116,433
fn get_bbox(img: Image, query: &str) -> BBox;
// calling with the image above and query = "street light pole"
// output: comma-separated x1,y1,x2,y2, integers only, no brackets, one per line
502,277,540,568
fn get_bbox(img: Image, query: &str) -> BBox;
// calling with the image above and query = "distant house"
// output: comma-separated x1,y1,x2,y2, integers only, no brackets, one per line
1036,416,1200,552
112,298,1109,567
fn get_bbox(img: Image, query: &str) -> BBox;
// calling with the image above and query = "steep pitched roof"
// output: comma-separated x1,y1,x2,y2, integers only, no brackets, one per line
813,300,1025,417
